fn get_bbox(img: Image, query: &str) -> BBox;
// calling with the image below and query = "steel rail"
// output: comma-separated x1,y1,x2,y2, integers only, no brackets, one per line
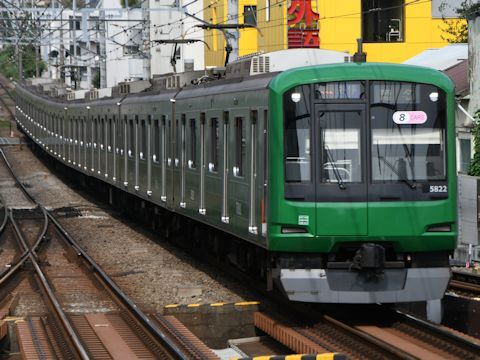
0,145,187,359
47,211,189,360
0,147,90,359
452,269,480,281
0,194,8,233
9,211,90,360
0,148,36,204
0,78,16,125
0,152,44,284
396,310,480,354
321,314,416,360
449,279,480,294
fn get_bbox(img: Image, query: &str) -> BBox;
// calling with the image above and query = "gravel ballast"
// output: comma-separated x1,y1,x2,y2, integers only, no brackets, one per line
4,145,256,311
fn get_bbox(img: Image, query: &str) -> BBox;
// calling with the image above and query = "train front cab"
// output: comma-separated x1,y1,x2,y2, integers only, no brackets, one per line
268,63,457,304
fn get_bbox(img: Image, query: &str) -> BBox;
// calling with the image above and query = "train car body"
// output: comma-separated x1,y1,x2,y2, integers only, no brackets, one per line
15,51,457,304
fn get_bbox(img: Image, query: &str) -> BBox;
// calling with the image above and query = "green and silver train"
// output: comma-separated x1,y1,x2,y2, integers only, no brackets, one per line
15,49,457,304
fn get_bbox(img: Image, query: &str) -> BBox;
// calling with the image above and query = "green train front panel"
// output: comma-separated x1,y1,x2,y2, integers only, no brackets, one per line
267,63,457,303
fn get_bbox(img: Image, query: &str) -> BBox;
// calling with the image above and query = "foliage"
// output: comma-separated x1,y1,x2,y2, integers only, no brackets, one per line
120,0,139,8
468,111,480,176
440,19,468,43
58,0,87,8
92,69,101,89
0,119,10,128
440,0,480,43
0,45,46,80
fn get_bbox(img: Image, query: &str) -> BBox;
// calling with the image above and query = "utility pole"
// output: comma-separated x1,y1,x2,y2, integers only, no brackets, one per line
468,10,480,115
226,0,238,63
99,9,106,88
17,43,23,80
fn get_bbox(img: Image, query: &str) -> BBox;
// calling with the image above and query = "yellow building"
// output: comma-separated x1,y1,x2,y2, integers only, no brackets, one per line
203,0,463,66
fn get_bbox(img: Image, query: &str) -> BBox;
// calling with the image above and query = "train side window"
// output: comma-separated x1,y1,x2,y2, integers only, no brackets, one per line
234,117,246,177
140,119,146,160
179,115,185,165
161,116,166,163
284,87,311,183
108,118,113,152
188,118,196,169
70,118,77,144
152,118,160,163
80,118,84,146
210,117,219,172
93,117,98,147
101,118,105,149
128,118,134,157
61,116,65,141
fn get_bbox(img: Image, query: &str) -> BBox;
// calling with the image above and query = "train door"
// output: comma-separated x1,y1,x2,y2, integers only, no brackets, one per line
138,116,148,192
204,110,223,222
228,108,251,232
106,116,113,181
120,115,128,187
314,104,367,236
150,115,160,200
173,114,186,209
166,112,176,209
184,112,199,213
127,116,137,189
98,117,104,176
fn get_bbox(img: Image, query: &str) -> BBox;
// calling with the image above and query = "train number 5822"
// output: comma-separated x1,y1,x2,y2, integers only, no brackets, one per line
429,185,447,193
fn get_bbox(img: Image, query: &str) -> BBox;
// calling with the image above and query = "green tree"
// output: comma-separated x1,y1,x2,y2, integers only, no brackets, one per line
0,45,46,80
120,0,139,7
92,69,101,88
440,0,480,43
468,112,480,176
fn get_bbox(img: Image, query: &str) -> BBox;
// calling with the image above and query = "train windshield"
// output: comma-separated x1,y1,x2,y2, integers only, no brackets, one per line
370,82,446,183
283,81,447,201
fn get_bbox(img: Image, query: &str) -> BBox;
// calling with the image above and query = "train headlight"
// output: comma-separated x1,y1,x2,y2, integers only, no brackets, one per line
291,92,301,103
429,92,439,102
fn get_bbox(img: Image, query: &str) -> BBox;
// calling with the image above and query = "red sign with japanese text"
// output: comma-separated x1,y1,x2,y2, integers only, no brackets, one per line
287,0,319,48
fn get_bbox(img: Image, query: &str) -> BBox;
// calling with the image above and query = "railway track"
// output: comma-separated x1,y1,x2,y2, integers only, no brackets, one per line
0,148,220,359
450,269,480,296
2,78,479,358
254,308,480,359
0,74,16,120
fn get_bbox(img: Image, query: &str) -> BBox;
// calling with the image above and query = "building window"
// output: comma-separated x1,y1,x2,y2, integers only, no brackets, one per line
69,45,81,56
244,5,257,26
265,0,270,22
69,17,81,30
123,45,139,55
362,0,404,42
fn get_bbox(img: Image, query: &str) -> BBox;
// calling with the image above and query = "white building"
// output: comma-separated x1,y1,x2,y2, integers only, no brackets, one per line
41,0,205,90
149,0,205,76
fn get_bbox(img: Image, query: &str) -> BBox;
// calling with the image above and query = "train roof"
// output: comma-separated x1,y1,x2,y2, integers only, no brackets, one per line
269,62,456,94
17,58,455,108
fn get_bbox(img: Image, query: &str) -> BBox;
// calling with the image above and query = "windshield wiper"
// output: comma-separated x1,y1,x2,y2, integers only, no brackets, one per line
324,145,346,190
378,156,416,190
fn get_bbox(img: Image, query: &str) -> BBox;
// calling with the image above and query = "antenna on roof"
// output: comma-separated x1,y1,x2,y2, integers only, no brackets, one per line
353,38,367,63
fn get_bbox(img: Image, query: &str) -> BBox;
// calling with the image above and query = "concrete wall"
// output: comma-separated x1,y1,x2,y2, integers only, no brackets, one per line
457,175,480,262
